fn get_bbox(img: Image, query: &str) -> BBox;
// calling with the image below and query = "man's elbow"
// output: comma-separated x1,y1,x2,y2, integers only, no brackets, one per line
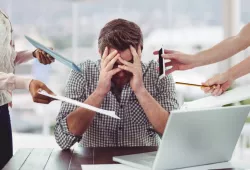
54,126,75,150
57,142,73,150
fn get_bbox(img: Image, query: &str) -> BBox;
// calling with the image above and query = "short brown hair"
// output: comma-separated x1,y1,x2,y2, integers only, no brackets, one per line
98,18,143,55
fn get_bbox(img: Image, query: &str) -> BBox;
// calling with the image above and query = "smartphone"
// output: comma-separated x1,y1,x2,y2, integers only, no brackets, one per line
159,47,165,79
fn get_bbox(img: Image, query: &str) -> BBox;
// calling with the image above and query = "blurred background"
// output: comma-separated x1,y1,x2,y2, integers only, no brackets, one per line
0,0,249,161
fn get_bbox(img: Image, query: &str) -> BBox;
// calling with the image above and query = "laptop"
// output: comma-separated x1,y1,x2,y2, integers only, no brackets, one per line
113,105,250,170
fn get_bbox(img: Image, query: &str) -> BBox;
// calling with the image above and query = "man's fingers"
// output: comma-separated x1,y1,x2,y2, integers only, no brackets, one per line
103,50,118,67
118,65,133,73
102,47,108,60
108,68,122,77
105,54,120,71
118,57,133,67
130,45,139,63
137,45,142,58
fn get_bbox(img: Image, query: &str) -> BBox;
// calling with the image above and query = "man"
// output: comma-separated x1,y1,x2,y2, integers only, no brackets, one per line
55,19,179,149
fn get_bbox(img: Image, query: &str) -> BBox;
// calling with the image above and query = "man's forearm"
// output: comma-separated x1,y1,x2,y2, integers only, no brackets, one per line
135,88,169,135
197,23,250,66
227,55,250,81
66,90,106,136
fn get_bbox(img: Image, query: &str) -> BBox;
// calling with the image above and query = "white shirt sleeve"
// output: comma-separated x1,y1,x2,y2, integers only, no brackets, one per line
14,50,34,65
0,72,32,91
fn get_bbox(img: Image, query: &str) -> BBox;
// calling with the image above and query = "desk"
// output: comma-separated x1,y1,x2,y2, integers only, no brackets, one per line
3,146,158,170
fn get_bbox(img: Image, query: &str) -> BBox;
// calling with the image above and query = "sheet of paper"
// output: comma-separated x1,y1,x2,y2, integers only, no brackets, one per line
181,85,250,110
81,164,139,170
81,161,250,170
38,90,120,119
178,160,250,170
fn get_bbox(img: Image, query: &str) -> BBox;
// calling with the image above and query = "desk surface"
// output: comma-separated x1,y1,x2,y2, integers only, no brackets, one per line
3,146,158,170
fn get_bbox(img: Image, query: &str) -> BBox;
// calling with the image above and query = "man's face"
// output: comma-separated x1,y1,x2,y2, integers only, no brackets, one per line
109,48,133,87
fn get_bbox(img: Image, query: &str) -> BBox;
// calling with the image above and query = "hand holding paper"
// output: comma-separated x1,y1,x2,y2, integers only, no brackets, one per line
38,90,120,119
29,80,55,104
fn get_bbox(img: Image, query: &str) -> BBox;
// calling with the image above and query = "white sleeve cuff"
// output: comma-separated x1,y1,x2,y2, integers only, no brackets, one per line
14,76,32,90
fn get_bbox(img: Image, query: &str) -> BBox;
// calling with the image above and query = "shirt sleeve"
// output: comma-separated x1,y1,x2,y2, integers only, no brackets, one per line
14,50,34,65
0,72,32,91
54,65,87,150
156,74,180,112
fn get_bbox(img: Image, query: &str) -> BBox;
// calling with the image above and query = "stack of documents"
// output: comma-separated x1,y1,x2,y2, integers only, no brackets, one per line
181,85,250,110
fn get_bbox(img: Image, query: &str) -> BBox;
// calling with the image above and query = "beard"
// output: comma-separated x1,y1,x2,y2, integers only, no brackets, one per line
111,70,133,87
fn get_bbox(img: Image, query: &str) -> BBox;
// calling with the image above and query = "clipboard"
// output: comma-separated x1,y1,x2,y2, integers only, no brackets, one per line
25,36,82,72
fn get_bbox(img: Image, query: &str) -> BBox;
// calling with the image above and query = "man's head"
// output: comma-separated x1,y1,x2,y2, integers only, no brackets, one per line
98,18,143,55
98,18,143,87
